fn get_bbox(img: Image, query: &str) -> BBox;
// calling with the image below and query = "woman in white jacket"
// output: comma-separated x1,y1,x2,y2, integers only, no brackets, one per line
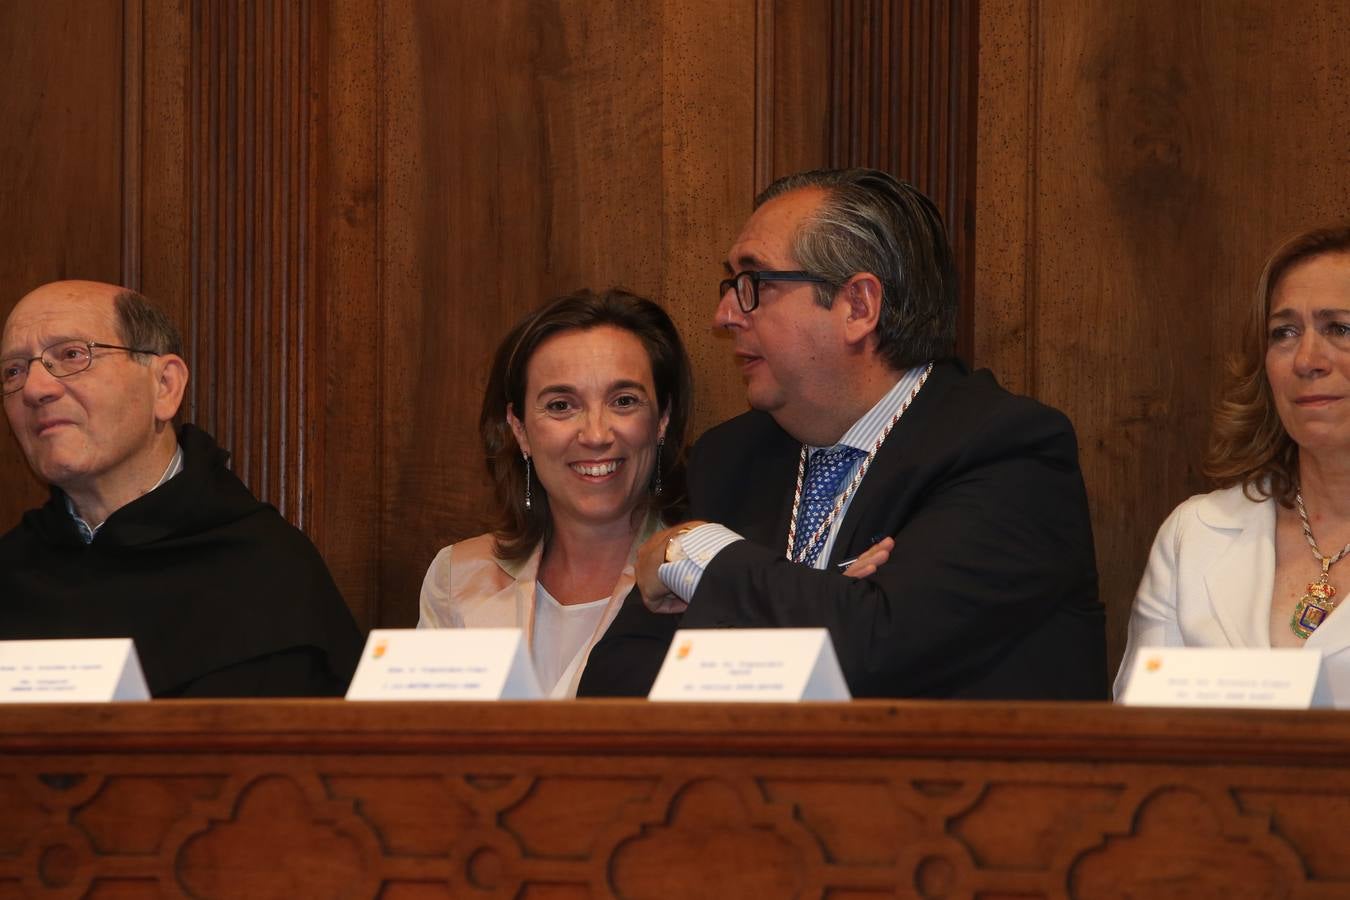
1117,223,1350,705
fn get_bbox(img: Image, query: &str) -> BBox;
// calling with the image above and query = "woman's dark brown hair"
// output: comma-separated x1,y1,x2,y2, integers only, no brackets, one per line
481,288,693,561
1206,223,1350,504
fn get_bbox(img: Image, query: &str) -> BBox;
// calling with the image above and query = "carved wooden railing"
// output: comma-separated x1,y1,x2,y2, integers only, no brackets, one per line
1,701,1341,897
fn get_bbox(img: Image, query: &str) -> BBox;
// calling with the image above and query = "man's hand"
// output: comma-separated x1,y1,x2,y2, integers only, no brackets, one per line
636,521,709,614
840,536,894,578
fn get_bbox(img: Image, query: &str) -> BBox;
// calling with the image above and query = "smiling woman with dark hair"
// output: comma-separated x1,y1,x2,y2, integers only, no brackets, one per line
1117,223,1350,704
417,288,692,698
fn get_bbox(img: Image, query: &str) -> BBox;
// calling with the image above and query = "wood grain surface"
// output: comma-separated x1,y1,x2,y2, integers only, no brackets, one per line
976,0,1350,674
0,1,125,527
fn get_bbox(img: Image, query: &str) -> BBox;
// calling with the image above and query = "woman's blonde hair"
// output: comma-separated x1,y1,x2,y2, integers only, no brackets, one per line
1205,223,1350,504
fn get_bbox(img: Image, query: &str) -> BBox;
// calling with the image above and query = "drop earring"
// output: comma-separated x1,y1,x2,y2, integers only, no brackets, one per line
523,452,532,510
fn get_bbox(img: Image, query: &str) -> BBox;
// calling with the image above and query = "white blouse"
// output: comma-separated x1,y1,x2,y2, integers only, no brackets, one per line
532,583,609,698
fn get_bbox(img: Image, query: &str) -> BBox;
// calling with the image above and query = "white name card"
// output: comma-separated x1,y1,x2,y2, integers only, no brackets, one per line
1119,647,1327,709
648,628,850,702
346,628,541,701
0,639,150,703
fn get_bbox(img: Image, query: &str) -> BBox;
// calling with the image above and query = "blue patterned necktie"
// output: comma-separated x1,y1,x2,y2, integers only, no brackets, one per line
792,445,866,566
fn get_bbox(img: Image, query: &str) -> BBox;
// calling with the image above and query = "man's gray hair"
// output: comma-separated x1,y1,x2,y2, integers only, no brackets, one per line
113,290,183,361
755,168,957,370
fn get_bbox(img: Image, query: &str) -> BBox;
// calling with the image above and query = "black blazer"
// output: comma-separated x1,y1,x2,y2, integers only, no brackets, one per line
578,361,1108,699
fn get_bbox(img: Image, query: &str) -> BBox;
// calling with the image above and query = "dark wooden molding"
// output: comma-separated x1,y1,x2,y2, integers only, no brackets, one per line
753,0,776,193
757,1,977,361
121,0,144,290
4,701,1350,764
308,0,381,626
185,0,316,526
825,0,979,362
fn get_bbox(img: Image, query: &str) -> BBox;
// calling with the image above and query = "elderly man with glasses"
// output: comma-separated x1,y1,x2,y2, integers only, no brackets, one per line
579,168,1107,699
0,280,362,697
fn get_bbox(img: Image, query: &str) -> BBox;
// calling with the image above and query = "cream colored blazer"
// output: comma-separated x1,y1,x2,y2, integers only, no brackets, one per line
1115,484,1350,706
417,512,662,698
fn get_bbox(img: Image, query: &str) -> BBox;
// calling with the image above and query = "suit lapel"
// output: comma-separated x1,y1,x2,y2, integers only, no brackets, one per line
828,362,961,566
753,428,804,551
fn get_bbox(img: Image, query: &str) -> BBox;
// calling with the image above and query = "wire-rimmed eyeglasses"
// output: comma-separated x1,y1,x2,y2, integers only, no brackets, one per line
1,340,161,395
718,270,834,313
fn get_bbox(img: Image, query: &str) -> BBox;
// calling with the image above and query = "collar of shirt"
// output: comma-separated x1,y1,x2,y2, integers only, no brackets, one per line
66,444,186,544
795,362,930,569
809,363,930,458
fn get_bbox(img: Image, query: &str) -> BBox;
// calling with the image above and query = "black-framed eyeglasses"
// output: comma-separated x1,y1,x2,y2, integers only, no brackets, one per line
718,270,834,313
1,340,161,396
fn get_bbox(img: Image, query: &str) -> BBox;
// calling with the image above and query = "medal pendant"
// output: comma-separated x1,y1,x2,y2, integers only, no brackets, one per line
1292,580,1337,640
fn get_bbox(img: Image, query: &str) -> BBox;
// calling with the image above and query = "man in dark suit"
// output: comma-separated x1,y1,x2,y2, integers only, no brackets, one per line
577,168,1106,699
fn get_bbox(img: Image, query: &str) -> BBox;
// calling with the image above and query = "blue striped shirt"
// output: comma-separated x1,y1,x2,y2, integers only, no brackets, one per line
660,363,929,601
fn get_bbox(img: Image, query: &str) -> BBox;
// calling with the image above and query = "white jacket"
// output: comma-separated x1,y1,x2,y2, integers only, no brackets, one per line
1116,483,1350,706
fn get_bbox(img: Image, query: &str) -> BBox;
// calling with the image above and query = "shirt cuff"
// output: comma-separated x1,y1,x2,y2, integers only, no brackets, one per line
657,523,744,602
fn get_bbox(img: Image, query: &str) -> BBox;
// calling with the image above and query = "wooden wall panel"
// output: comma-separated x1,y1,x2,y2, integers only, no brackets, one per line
308,0,381,628
139,1,189,309
760,1,832,182
0,1,125,529
660,0,758,465
777,0,977,358
974,0,1036,395
183,0,315,527
975,0,1350,674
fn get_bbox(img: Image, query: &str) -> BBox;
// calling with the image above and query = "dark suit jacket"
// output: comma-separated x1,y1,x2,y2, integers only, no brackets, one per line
577,361,1108,699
